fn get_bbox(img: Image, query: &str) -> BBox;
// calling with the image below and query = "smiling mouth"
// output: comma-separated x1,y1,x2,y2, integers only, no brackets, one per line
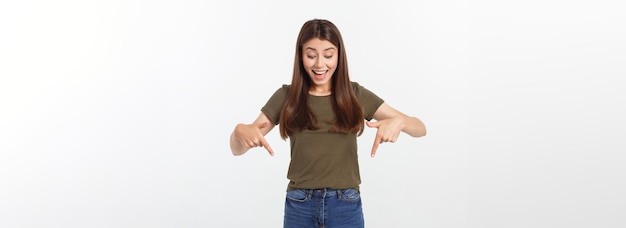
313,70,327,75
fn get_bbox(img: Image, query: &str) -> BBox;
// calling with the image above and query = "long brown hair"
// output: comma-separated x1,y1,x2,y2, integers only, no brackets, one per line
279,19,364,139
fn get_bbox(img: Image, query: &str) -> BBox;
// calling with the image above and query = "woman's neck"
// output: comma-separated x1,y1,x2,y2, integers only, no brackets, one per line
309,85,331,96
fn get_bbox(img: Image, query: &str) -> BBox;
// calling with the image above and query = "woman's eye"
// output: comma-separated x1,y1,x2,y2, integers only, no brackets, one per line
307,55,316,59
324,55,333,59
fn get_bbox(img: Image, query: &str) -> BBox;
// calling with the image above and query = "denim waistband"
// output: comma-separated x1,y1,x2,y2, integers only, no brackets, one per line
299,188,351,197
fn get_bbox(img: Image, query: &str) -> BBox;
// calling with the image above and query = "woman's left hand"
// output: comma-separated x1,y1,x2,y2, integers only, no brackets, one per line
366,117,405,158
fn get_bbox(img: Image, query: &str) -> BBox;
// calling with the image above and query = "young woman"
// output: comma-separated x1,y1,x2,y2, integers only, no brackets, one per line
229,19,426,228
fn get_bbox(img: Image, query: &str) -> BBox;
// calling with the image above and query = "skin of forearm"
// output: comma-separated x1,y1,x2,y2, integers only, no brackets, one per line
401,116,427,137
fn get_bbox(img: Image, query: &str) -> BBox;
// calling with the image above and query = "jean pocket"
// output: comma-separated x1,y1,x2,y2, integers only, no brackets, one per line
286,189,309,203
340,189,361,202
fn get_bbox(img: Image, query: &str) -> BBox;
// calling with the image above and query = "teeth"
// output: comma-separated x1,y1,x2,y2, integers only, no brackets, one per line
314,70,326,75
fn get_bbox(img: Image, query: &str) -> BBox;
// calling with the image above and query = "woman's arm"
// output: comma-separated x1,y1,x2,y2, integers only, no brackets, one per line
366,103,426,157
230,112,275,156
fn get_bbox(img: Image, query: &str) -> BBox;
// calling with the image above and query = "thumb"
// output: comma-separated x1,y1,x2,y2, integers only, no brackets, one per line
366,121,380,128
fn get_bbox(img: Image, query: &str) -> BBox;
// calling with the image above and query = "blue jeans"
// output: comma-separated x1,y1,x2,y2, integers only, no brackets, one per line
284,188,364,228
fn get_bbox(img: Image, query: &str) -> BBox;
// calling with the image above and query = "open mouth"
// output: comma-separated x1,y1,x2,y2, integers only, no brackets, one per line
313,70,327,75
312,70,328,80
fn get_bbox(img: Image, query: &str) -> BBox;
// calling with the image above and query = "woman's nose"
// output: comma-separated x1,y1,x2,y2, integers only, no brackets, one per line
315,58,324,68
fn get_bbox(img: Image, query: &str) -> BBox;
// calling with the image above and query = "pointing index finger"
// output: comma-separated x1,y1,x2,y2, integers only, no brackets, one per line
260,137,274,156
371,135,382,158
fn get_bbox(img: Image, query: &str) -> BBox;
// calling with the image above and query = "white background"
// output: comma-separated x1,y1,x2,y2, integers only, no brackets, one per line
1,0,625,227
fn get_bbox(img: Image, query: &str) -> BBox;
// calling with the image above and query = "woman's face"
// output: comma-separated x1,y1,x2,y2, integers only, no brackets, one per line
302,38,338,93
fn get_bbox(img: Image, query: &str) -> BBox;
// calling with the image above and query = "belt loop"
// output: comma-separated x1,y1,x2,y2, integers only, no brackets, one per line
337,189,343,199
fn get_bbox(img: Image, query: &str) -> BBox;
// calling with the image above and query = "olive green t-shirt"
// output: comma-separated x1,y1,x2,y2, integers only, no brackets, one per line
261,82,384,191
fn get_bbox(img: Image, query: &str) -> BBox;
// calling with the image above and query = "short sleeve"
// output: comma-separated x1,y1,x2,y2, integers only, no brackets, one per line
261,85,290,125
352,82,384,121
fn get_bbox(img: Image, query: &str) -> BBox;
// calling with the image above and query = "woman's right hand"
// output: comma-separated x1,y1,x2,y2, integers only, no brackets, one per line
232,121,274,156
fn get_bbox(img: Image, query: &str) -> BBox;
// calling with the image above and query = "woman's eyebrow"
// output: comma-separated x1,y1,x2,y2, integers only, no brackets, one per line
304,47,336,51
